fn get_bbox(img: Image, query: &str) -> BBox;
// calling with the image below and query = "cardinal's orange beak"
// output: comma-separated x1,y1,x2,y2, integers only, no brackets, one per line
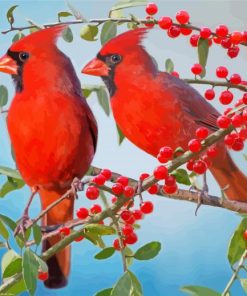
82,58,109,76
0,54,17,75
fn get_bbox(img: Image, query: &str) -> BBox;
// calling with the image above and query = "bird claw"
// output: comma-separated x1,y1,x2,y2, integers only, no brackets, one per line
195,174,209,216
14,214,33,237
71,177,84,199
136,180,143,207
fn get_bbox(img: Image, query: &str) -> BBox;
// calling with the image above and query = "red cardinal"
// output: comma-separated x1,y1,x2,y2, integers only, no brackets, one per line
82,28,247,202
0,26,97,288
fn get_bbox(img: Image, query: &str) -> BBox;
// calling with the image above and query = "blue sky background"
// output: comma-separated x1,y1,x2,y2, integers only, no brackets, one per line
0,0,247,295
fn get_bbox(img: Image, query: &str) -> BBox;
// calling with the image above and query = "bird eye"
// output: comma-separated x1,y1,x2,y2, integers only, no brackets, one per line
19,52,29,62
110,54,122,64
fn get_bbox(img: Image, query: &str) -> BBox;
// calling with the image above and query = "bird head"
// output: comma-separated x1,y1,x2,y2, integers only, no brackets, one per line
0,25,67,92
82,28,157,96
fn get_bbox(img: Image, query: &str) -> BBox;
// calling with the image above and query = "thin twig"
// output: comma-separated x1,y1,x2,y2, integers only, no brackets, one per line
185,79,247,92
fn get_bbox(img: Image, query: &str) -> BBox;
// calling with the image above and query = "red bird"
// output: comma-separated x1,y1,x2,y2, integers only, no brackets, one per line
82,28,247,202
0,26,97,288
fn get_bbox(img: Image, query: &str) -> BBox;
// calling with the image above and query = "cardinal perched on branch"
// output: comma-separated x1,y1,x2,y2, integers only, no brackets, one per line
82,28,247,202
0,26,97,288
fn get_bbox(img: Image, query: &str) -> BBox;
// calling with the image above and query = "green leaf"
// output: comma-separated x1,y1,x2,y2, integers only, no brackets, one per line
96,87,110,116
116,125,125,145
100,21,117,45
0,177,25,198
85,224,116,235
32,252,48,273
171,169,191,186
5,277,26,295
0,214,17,231
12,31,25,43
2,250,22,278
62,26,73,43
127,22,138,30
111,272,132,296
0,241,6,249
128,270,143,296
22,248,39,296
0,85,8,108
124,246,134,267
134,241,161,260
29,27,40,34
110,9,125,18
80,25,98,41
243,154,247,161
83,88,93,98
6,5,18,24
94,247,115,260
95,288,113,296
165,58,174,73
66,1,86,21
111,0,147,11
197,38,209,78
83,231,105,249
15,227,32,249
181,285,220,296
58,11,72,21
33,224,42,246
0,166,22,180
240,278,247,293
0,220,9,240
228,218,247,265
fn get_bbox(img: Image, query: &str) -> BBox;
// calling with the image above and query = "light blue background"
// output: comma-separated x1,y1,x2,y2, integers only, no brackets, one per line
0,0,247,295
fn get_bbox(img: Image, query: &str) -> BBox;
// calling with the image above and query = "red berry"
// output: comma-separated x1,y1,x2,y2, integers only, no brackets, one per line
86,186,99,200
186,159,195,171
230,74,241,84
100,169,112,180
190,34,199,47
200,27,211,39
76,207,89,219
148,184,159,194
176,10,190,24
242,31,247,42
122,224,134,236
121,210,132,221
124,186,135,198
204,89,215,100
159,146,173,158
219,90,234,105
231,114,244,128
112,183,124,195
171,71,179,77
158,16,172,30
213,36,222,44
167,26,181,38
75,235,84,242
181,27,192,36
243,230,247,240
153,165,168,180
113,238,125,250
193,160,207,174
243,93,247,105
227,46,240,58
133,209,143,220
243,108,247,122
145,2,158,15
124,232,138,245
216,66,228,78
139,173,150,181
232,137,244,151
224,107,234,116
224,134,237,146
92,174,106,186
201,154,212,168
230,31,242,44
188,138,201,152
111,195,117,203
157,153,169,163
206,146,218,158
59,227,70,236
239,128,247,140
163,184,178,194
196,127,209,139
116,176,129,187
140,201,154,214
191,63,203,75
221,38,232,49
145,16,155,28
90,204,102,214
216,25,229,38
165,175,176,186
217,115,231,128
125,215,136,225
38,271,48,281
